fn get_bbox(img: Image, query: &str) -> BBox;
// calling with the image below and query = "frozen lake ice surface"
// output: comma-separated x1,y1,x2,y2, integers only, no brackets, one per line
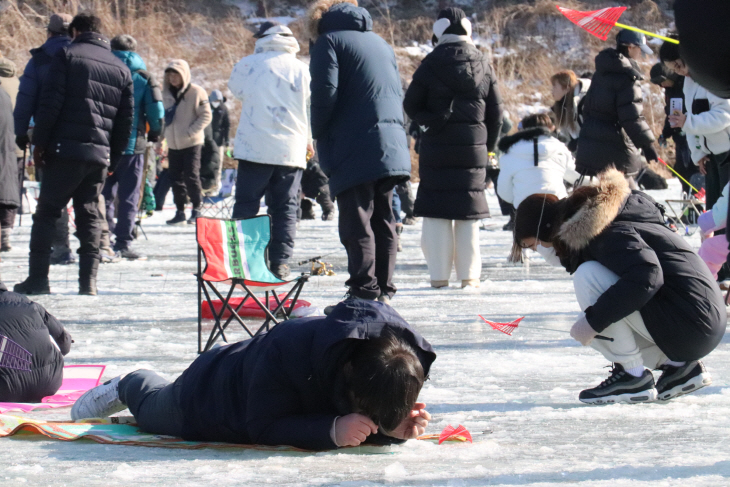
1,179,729,486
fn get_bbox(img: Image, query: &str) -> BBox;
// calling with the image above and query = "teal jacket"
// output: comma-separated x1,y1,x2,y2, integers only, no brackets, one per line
112,50,164,155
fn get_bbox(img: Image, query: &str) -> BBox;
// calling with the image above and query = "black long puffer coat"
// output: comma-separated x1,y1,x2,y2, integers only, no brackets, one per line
32,32,134,166
0,282,72,402
555,170,725,362
404,40,503,220
576,48,655,177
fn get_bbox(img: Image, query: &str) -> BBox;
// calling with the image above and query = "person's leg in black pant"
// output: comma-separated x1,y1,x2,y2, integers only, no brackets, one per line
101,167,119,235
182,145,203,211
336,182,380,300
231,160,272,220
167,149,189,213
264,166,302,269
118,370,185,437
72,164,106,293
112,154,145,251
371,184,397,298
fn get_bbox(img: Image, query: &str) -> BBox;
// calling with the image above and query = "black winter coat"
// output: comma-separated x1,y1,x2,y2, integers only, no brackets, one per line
404,40,503,220
0,88,19,208
0,282,72,402
33,32,134,166
211,104,230,148
676,0,730,99
576,49,655,177
199,124,220,192
310,3,411,197
177,300,436,449
556,170,725,362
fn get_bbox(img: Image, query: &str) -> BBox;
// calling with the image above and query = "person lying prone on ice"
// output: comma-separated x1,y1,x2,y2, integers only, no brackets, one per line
510,168,725,405
72,300,436,450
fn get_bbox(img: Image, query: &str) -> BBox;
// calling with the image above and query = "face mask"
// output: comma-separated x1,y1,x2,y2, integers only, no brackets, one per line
211,101,221,108
535,243,562,267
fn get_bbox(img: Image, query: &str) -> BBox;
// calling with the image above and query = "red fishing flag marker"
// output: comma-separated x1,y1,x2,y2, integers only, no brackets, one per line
438,424,473,444
556,6,679,44
478,315,523,336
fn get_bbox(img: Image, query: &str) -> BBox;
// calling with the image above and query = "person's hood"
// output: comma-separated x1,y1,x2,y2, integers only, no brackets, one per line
0,57,16,78
498,127,555,153
423,41,487,94
310,300,437,389
209,89,224,102
594,48,643,80
558,168,634,251
317,3,373,35
254,32,300,55
34,35,71,59
576,78,591,97
113,50,147,72
164,59,192,92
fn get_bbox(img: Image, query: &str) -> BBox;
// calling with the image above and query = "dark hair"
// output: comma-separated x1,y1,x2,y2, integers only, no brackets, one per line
510,193,560,263
659,35,681,63
347,329,425,433
616,44,631,57
521,113,554,131
69,13,102,34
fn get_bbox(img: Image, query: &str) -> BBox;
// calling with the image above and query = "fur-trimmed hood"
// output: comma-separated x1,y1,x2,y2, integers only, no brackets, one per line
498,127,554,153
557,168,632,251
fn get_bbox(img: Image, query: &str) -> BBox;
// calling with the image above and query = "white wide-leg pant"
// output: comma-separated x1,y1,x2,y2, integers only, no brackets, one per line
421,217,481,282
573,261,667,370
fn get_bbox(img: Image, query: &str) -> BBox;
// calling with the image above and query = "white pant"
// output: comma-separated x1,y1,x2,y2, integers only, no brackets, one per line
421,217,481,282
573,261,667,370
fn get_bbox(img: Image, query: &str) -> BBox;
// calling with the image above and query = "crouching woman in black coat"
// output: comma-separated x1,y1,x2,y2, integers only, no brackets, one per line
0,281,72,401
73,300,436,450
511,168,725,404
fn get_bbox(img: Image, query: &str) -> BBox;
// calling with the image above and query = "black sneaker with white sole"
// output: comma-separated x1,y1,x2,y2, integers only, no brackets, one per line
656,360,712,401
579,364,658,405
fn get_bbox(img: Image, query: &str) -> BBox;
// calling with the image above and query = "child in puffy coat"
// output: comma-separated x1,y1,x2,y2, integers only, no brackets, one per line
698,182,730,280
497,113,579,208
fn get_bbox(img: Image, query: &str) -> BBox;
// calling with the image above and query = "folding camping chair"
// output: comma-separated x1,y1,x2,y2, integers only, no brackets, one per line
200,168,237,219
196,215,308,353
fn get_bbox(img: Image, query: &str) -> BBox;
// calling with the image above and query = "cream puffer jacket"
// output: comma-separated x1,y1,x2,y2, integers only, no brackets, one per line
162,59,212,150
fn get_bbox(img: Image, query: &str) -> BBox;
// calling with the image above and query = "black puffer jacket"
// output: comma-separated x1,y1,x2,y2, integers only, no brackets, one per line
404,40,502,220
177,300,436,449
555,169,725,362
676,0,730,99
33,32,134,166
0,282,72,402
576,48,655,177
0,88,19,209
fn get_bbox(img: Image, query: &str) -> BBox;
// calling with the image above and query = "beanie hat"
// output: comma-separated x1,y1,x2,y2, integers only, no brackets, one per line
47,13,72,35
209,89,224,103
253,21,293,39
432,7,472,42
111,34,137,52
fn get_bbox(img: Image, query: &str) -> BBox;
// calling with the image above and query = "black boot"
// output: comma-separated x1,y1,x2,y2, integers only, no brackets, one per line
300,199,316,220
14,253,51,295
166,211,186,225
187,208,201,225
78,254,99,296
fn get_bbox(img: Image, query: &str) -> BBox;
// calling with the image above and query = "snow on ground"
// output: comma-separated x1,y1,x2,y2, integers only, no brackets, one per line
1,180,729,486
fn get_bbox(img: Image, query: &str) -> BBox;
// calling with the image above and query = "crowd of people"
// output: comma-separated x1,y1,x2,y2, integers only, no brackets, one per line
0,0,729,450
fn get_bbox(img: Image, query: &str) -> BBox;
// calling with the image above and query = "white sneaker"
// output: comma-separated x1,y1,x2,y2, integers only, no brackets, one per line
71,376,126,420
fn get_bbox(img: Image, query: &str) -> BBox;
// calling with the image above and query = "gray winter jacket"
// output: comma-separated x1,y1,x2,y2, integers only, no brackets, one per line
0,88,19,208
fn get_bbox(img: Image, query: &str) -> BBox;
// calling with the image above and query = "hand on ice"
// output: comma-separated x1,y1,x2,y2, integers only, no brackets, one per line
570,315,597,346
335,413,378,447
385,403,431,440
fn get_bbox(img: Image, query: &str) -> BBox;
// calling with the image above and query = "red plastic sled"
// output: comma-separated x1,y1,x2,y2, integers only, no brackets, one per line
201,294,311,320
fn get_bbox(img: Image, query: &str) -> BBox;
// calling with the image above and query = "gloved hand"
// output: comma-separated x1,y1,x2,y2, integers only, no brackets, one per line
570,314,598,346
15,134,30,151
643,145,659,163
225,147,233,159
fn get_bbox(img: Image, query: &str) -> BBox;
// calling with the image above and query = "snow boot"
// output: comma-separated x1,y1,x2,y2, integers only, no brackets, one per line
462,279,480,288
270,263,291,280
71,376,126,420
377,294,391,305
14,254,51,295
656,360,712,401
579,364,657,405
50,250,76,265
187,208,202,225
78,254,99,296
431,280,449,289
116,247,148,261
300,199,316,220
396,223,403,252
166,211,187,225
402,215,418,225
1,228,11,252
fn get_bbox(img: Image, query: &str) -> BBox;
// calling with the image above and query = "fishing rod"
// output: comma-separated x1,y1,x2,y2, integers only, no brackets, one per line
296,250,342,266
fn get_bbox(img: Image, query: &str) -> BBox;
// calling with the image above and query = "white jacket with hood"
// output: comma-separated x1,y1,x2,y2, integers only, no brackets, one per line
163,59,212,150
683,76,730,164
496,127,578,207
228,26,311,169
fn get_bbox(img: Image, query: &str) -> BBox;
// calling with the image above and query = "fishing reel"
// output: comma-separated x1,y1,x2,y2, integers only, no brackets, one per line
311,260,335,276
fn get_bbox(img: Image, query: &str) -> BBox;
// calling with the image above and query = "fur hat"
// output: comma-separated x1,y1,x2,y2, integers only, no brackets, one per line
111,34,137,52
432,7,472,42
307,0,358,39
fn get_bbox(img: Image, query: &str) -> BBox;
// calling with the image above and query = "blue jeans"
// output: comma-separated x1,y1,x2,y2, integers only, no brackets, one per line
118,369,184,437
232,160,303,265
102,154,144,250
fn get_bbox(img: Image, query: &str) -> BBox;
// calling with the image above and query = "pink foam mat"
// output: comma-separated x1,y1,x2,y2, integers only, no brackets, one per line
0,365,106,413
